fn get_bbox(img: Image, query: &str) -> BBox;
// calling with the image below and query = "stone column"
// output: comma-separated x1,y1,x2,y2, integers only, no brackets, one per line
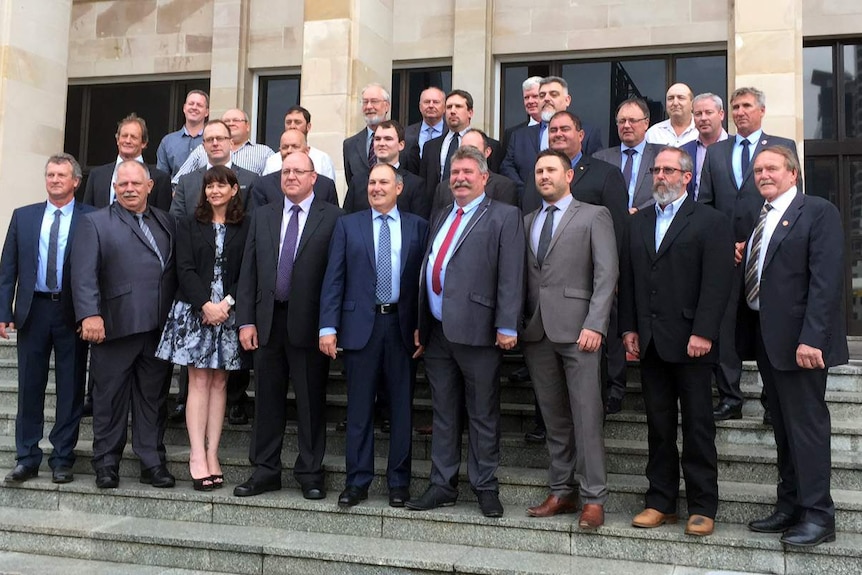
300,0,393,195
452,0,494,135
729,0,803,145
209,0,251,115
0,0,74,233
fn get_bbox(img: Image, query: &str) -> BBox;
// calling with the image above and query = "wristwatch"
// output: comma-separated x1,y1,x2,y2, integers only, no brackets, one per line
225,295,236,308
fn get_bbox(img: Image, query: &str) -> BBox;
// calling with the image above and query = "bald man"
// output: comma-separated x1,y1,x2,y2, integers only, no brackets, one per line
645,83,698,147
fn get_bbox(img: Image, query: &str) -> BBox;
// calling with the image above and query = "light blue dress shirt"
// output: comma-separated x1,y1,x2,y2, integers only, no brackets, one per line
418,120,445,158
36,200,75,292
621,140,647,208
654,192,688,252
531,193,573,255
732,129,762,188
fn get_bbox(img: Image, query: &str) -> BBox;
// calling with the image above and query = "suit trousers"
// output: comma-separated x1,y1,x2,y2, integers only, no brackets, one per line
343,312,413,489
250,304,329,488
15,297,87,469
755,321,834,526
424,322,502,495
90,331,172,470
604,297,627,401
523,336,608,504
640,343,718,518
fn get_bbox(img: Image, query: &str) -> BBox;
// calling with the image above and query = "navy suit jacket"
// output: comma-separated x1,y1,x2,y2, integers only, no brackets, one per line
680,140,699,196
344,167,430,220
0,201,95,329
319,210,428,351
248,171,339,209
82,162,173,212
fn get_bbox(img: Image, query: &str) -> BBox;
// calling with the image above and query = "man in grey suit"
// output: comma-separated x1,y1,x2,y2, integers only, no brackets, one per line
594,98,663,214
343,83,391,188
406,146,525,518
697,87,800,423
522,149,618,530
71,160,177,490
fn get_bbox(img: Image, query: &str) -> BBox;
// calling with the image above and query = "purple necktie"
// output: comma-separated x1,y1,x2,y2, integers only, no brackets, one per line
275,205,301,301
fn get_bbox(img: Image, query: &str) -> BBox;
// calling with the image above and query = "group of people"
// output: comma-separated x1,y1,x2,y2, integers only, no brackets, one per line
0,76,846,549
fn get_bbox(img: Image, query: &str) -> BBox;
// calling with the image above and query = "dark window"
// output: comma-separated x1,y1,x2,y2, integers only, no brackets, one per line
391,68,452,127
256,75,301,152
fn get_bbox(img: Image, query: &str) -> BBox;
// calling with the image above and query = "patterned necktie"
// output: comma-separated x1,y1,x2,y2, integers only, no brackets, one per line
368,135,377,168
539,122,549,151
431,208,464,295
46,209,62,291
441,132,460,182
275,205,301,301
745,203,773,305
375,215,392,303
135,213,164,269
536,205,558,266
622,148,636,190
740,139,751,185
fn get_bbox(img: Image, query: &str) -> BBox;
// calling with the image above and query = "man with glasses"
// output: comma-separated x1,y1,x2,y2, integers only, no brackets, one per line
344,83,391,190
594,98,663,214
619,146,734,537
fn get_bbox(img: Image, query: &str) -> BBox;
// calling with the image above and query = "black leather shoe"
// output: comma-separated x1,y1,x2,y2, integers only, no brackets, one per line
81,399,93,418
233,475,281,497
524,427,546,444
52,467,74,484
477,490,504,518
168,403,186,423
508,366,530,383
140,465,176,488
405,485,457,511
713,402,742,421
302,485,326,500
749,511,799,533
780,521,836,547
337,485,368,508
4,464,38,483
389,487,410,508
95,466,119,489
762,409,773,426
228,404,248,425
605,396,623,415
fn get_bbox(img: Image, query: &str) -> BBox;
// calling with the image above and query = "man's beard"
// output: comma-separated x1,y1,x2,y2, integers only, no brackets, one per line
540,108,555,123
652,181,684,206
364,114,385,127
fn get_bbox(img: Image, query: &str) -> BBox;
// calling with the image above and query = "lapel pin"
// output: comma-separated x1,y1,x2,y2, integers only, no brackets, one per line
579,166,584,170
782,220,789,226
761,140,767,145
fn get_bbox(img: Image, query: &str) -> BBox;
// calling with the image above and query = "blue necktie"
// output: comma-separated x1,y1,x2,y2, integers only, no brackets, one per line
46,209,61,291
740,139,751,185
275,205,301,301
375,215,392,303
135,213,164,269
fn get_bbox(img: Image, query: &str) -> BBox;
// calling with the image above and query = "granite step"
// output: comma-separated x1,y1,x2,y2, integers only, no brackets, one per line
0,551,233,575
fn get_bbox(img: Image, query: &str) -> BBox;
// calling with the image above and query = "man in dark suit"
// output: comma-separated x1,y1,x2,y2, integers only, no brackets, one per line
0,154,93,485
71,160,178,489
741,146,847,548
697,87,800,423
620,147,734,537
403,87,447,175
406,146,525,518
500,76,543,154
679,93,728,199
82,113,173,212
432,130,518,213
234,152,343,500
343,83,391,190
320,163,429,508
249,130,338,208
593,98,663,214
345,121,430,219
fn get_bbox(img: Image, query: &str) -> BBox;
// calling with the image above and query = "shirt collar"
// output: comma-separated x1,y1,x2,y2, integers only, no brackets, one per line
423,120,444,133
284,192,315,214
182,125,204,138
454,192,486,215
736,129,763,146
372,206,401,222
543,192,573,213
527,117,540,126
768,186,797,213
115,155,144,166
46,199,75,216
623,140,647,155
206,161,233,170
569,152,583,168
655,192,688,216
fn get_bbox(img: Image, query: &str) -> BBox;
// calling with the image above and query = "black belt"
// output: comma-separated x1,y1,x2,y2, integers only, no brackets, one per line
274,300,289,309
375,303,398,315
34,292,61,302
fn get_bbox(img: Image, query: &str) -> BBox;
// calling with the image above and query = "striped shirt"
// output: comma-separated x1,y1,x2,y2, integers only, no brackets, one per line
171,140,275,184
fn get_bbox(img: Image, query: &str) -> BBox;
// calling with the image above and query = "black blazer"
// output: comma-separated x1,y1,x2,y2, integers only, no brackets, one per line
248,171,338,209
432,172,519,214
344,167,431,220
619,196,734,364
419,132,504,201
402,121,448,176
175,217,250,311
82,162,173,212
343,128,371,188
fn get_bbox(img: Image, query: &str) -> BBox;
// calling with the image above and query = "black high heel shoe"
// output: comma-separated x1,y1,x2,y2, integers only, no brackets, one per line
192,476,214,491
210,474,224,489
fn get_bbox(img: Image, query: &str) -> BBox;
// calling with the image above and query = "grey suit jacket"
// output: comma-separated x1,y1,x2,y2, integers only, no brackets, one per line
170,164,256,220
521,199,618,343
343,127,371,188
593,143,663,211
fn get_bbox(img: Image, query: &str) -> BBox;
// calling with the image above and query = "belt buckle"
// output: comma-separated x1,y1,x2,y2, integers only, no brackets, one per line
378,303,394,314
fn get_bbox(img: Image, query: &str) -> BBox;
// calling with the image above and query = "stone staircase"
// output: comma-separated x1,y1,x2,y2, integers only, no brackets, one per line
0,336,860,574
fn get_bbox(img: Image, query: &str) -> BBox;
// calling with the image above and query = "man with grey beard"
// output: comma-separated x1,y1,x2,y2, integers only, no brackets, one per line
618,147,734,537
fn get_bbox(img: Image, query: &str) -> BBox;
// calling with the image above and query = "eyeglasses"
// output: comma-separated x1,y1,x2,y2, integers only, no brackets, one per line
361,99,386,106
203,136,230,144
616,117,648,126
648,167,689,176
282,168,314,177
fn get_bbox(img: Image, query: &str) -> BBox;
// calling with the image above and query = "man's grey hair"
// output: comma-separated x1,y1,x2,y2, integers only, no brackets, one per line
731,87,765,108
117,159,150,179
451,145,488,174
361,83,391,103
540,75,569,94
693,93,724,112
46,153,82,179
659,146,694,174
522,76,544,92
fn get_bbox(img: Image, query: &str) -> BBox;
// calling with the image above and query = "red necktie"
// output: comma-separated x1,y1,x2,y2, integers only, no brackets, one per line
431,208,464,295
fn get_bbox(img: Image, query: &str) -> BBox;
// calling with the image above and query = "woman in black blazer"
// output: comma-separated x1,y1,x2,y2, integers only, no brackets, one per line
156,166,250,490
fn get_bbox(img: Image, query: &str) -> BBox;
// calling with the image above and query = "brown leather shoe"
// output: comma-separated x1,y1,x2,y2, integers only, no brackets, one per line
527,494,579,517
685,514,715,536
578,504,604,529
632,508,678,528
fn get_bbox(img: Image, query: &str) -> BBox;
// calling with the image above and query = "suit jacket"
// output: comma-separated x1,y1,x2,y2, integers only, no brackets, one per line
82,162,173,212
236,197,343,348
737,193,848,370
521,199,618,344
419,131,504,201
696,133,799,241
618,196,734,364
0,201,96,329
680,140,699,196
403,122,448,175
248,171,338,209
343,128,372,190
70,203,177,341
432,172,519,214
593,142,663,211
418,197,525,347
170,165,256,220
175,217,250,311
344,167,431,220
319,210,429,351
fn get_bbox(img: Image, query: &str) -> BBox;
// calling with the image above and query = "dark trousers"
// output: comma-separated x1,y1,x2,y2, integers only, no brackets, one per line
424,322,502,495
755,322,834,526
250,304,329,487
640,343,718,518
89,330,172,470
15,296,86,469
343,312,413,489
604,296,627,401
